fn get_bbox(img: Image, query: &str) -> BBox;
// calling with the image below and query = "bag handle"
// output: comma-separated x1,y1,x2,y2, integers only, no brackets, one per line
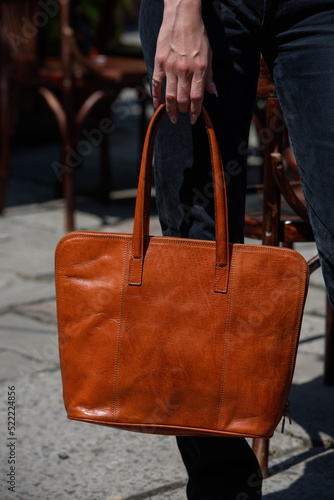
129,103,230,293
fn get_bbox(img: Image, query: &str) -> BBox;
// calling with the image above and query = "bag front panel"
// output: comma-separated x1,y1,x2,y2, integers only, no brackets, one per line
113,238,231,432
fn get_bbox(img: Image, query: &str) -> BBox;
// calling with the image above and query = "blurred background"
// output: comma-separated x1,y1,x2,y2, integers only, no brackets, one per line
1,0,265,231
1,0,153,230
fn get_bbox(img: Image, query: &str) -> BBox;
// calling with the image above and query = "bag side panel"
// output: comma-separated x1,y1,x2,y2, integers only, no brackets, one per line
56,235,130,420
219,245,308,436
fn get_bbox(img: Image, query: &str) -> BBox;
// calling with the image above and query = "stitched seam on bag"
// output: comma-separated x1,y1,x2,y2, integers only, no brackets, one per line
129,256,143,285
148,238,215,247
55,247,65,371
56,233,219,251
56,234,308,266
55,232,131,247
68,416,273,438
214,265,228,293
217,247,238,430
111,240,129,421
235,244,308,265
278,261,307,421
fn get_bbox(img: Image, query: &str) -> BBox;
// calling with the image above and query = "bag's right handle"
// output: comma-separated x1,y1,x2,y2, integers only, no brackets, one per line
129,104,230,293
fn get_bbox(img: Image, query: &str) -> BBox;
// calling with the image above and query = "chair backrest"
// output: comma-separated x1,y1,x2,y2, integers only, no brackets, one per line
246,57,314,246
0,0,114,81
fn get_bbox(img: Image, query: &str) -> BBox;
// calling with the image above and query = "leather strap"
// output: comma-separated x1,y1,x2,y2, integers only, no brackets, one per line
129,104,230,293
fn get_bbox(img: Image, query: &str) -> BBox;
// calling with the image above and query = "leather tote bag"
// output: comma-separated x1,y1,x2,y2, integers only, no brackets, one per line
55,104,309,439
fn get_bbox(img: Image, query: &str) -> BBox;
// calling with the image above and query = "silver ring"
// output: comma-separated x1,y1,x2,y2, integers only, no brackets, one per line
152,78,162,84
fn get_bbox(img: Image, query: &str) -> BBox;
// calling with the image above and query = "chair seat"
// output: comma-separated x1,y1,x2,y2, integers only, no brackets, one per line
245,186,315,242
87,54,148,86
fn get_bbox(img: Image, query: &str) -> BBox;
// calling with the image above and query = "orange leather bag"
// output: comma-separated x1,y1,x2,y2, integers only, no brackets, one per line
55,104,309,439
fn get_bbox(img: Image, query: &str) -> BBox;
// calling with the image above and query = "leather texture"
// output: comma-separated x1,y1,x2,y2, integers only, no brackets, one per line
55,104,309,438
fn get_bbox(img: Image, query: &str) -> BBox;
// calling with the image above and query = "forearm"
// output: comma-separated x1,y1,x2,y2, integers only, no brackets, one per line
161,0,205,63
163,0,203,29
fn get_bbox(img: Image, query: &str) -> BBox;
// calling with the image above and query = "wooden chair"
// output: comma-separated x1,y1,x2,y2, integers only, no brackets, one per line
0,0,148,230
245,57,334,477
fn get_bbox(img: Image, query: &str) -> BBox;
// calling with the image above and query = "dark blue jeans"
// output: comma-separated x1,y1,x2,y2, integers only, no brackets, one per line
139,1,334,498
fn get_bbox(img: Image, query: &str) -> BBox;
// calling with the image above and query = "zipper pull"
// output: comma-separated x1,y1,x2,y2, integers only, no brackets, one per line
281,400,292,434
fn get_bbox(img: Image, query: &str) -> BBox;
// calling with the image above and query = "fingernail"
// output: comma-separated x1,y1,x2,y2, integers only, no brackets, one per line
153,98,159,108
170,115,177,125
211,82,219,98
190,114,198,125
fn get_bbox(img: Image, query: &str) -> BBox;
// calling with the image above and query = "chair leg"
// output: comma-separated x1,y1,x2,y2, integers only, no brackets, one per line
0,74,10,214
97,102,112,204
61,143,75,232
99,130,111,204
0,138,10,214
325,296,334,386
252,438,269,479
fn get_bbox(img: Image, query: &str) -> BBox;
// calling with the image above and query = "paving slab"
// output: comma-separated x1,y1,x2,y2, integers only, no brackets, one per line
0,207,100,279
0,313,59,381
14,300,58,325
303,284,327,317
297,314,325,358
0,371,187,500
6,206,102,234
0,271,55,313
262,448,334,500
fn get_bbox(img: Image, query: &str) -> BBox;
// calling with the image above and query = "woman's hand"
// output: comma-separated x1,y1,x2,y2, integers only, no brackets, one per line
152,0,217,125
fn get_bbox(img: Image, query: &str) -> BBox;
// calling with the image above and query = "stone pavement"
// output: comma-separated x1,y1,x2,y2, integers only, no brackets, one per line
0,100,334,500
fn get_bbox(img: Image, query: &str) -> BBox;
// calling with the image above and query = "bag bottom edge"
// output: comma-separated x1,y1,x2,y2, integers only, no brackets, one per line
67,415,274,439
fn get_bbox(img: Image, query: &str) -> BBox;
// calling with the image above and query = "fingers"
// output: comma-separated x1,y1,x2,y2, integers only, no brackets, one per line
154,72,218,126
163,69,177,124
152,66,183,124
189,72,206,125
153,58,217,125
152,54,166,108
166,69,192,124
165,65,202,125
190,50,217,125
152,78,163,110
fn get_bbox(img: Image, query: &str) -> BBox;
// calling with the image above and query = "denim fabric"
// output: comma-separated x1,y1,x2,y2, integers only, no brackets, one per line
139,1,334,498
